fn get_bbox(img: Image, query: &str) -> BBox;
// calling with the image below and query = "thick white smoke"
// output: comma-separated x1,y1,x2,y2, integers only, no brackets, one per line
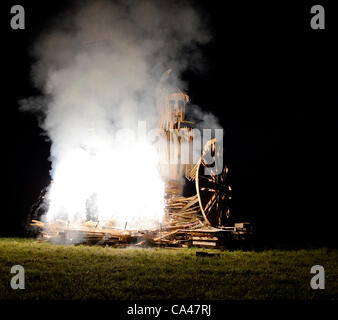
21,0,211,229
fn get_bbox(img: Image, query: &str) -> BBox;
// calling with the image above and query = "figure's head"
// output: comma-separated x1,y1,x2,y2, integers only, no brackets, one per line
166,91,189,123
157,69,190,127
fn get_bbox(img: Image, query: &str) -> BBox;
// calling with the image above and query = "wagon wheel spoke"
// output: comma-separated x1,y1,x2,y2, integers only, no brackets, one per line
198,175,214,183
223,166,228,179
215,196,221,225
204,192,219,216
200,187,217,192
198,176,219,190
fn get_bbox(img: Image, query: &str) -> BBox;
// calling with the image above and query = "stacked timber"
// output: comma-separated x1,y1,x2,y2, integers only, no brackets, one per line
232,222,253,240
187,226,233,248
30,220,139,246
164,194,203,226
30,219,252,248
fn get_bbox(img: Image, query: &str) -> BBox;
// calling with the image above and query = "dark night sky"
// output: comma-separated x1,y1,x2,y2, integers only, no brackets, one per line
1,0,337,246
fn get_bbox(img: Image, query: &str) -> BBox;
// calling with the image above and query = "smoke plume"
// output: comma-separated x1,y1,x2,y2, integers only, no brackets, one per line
21,0,213,229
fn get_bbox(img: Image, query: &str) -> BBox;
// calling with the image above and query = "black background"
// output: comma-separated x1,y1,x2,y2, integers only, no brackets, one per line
1,0,337,247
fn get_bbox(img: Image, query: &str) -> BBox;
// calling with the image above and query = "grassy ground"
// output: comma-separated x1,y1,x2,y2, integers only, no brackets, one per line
0,238,337,300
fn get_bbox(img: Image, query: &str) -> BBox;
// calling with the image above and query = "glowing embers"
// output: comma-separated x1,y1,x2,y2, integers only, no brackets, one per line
45,139,165,230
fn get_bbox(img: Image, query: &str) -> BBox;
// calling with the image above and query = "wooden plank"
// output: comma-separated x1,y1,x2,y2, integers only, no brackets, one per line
192,236,218,241
192,241,217,246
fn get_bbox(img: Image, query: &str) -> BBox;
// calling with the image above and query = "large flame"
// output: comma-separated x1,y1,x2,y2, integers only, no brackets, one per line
45,138,165,230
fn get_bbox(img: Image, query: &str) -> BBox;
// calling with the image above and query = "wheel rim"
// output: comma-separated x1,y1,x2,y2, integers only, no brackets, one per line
195,139,231,226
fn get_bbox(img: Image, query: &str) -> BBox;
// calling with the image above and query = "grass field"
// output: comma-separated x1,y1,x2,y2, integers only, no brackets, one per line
0,238,337,300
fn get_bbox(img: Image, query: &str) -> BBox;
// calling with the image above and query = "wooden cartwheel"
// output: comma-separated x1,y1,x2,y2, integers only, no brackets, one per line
165,138,232,228
194,139,231,227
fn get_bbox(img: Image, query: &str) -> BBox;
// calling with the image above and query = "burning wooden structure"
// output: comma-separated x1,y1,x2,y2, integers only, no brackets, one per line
31,69,252,248
157,69,232,228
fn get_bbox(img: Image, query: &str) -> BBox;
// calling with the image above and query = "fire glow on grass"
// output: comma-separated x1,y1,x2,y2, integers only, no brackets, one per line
45,138,165,230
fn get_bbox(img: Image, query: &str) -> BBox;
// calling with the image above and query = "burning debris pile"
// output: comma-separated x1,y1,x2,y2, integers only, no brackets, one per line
30,219,252,248
30,106,252,248
24,1,252,247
